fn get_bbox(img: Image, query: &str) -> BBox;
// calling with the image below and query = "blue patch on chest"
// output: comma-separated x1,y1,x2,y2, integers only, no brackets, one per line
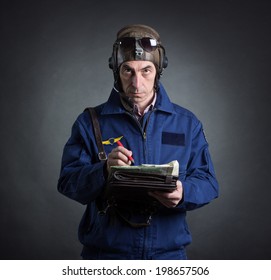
162,132,185,146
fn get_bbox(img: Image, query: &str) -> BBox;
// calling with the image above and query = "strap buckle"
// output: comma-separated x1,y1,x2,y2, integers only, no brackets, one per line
98,152,107,161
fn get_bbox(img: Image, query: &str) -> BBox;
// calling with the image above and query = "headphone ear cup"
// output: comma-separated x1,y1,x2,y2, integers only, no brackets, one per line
109,44,118,72
162,55,168,69
108,56,114,69
158,46,168,74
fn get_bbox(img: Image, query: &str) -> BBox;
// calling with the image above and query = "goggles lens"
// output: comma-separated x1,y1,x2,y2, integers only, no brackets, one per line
118,37,159,52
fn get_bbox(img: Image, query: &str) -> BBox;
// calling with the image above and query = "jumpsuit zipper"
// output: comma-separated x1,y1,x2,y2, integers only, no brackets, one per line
125,108,157,258
125,108,157,162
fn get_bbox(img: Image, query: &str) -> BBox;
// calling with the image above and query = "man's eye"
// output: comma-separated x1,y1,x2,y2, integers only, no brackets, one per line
122,68,132,74
142,68,151,75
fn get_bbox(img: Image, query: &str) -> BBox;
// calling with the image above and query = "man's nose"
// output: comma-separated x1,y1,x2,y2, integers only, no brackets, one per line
131,73,141,89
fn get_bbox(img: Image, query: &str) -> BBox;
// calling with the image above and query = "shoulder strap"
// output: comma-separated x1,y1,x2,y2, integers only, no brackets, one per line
86,107,107,161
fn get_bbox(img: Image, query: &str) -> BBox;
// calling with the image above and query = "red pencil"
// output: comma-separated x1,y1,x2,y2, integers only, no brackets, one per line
116,140,135,163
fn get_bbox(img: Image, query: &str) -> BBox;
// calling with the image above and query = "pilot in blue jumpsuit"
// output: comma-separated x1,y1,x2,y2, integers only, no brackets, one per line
58,24,219,259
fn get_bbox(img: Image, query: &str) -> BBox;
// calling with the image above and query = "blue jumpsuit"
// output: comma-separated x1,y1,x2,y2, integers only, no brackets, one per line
57,83,219,259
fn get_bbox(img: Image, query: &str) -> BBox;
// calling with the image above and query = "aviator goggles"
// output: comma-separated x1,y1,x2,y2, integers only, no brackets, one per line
116,37,160,52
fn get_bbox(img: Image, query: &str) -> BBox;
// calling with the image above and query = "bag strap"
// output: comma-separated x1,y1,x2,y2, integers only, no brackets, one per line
86,107,107,161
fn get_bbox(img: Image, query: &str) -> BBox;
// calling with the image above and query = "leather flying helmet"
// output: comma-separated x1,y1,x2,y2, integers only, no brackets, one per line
109,24,168,85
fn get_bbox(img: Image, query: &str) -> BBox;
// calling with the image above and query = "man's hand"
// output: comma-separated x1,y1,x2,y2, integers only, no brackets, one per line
148,180,183,208
107,146,133,172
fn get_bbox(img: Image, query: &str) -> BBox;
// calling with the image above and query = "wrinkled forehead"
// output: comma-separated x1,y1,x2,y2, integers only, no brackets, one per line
120,60,156,69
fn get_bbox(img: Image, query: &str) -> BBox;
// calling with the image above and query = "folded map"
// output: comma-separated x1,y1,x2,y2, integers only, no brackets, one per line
109,160,179,178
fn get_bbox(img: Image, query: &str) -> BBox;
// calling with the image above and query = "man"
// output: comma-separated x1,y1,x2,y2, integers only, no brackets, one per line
57,24,219,259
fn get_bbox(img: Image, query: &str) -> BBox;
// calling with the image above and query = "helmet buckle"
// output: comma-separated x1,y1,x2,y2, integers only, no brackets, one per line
135,47,143,59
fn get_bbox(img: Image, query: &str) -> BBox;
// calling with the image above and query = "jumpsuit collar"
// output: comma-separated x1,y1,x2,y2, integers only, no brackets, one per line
101,82,175,116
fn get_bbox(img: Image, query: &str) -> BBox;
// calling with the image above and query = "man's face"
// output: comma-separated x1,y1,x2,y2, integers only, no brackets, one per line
119,60,157,110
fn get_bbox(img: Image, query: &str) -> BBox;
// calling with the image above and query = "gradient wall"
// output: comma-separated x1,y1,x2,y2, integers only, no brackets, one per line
1,0,270,259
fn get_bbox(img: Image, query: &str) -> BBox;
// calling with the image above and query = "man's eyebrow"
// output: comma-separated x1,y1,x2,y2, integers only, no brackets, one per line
122,64,132,70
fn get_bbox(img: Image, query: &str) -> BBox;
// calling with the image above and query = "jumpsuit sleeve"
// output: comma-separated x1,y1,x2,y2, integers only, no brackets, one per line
178,120,219,211
57,113,106,205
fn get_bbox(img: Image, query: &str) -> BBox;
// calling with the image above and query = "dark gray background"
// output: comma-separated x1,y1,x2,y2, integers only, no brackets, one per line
1,0,271,259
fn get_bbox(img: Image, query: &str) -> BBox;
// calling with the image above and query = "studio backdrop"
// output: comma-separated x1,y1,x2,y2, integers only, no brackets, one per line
0,0,271,259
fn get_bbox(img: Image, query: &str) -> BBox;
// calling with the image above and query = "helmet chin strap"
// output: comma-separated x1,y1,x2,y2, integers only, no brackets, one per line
119,91,135,113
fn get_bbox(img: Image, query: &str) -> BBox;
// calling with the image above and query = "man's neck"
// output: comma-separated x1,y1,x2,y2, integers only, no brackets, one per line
134,93,157,117
120,92,157,118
